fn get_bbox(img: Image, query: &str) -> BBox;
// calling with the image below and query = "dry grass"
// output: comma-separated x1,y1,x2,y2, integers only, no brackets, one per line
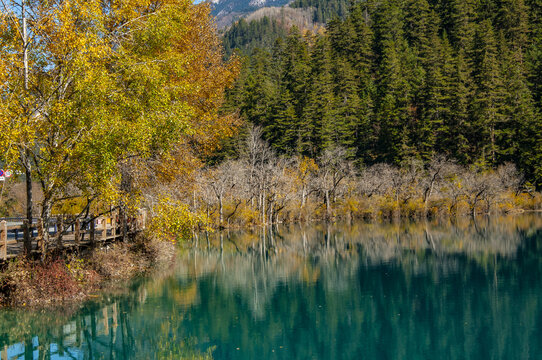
0,236,176,307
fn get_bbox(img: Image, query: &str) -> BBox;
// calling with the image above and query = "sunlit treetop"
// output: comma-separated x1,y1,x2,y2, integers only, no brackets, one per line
0,0,239,218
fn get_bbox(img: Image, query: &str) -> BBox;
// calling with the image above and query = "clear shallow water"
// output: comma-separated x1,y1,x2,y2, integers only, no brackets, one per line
1,215,542,359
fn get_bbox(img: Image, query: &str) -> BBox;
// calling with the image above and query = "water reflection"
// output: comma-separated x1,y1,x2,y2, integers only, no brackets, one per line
0,215,541,359
201,215,540,260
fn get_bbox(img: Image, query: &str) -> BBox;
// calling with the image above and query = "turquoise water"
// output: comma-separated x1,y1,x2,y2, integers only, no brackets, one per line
1,215,542,359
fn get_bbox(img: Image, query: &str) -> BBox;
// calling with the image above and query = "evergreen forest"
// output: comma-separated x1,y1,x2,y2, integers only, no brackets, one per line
222,0,542,188
290,0,350,23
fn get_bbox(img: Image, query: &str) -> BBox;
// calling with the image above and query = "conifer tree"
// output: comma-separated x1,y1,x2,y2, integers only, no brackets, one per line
472,20,506,166
219,0,542,187
302,36,335,155
333,59,361,157
373,0,414,162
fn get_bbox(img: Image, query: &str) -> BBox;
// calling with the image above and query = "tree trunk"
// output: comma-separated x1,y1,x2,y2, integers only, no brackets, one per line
41,198,52,248
423,181,435,215
119,162,132,241
23,219,31,255
219,195,223,226
471,199,477,217
22,2,33,248
325,190,331,218
24,158,32,245
22,0,29,91
192,190,197,211
261,189,266,224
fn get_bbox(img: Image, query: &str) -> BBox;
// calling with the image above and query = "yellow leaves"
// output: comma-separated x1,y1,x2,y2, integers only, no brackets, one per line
289,156,318,187
154,144,202,184
1,0,239,225
300,156,318,176
151,198,212,243
37,1,107,62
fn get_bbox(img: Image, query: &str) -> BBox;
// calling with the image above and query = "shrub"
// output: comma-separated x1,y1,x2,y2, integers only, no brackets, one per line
151,198,213,243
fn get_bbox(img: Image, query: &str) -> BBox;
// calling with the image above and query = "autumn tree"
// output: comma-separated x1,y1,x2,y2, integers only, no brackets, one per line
0,0,238,247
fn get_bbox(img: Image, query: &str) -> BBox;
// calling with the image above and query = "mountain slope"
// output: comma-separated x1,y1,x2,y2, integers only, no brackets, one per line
222,7,320,56
212,0,292,28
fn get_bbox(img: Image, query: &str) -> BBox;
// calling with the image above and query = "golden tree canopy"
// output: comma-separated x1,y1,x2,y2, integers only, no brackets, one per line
0,0,239,217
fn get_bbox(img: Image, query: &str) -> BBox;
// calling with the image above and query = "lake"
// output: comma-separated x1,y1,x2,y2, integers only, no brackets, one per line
1,215,542,359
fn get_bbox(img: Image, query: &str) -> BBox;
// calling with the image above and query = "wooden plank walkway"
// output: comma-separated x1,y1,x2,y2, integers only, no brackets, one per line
0,212,147,261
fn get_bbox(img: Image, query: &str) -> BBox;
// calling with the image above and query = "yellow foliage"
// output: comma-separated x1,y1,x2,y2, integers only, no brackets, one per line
402,198,425,218
151,198,212,243
0,0,239,221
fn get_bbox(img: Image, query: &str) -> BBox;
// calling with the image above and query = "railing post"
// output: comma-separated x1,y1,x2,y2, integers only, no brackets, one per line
112,214,117,239
121,211,127,242
101,217,107,241
37,219,45,255
57,215,63,249
1,220,7,261
75,219,81,248
23,219,31,255
90,218,96,247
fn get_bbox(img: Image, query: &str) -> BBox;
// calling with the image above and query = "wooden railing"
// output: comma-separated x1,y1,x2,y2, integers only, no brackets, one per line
0,210,148,261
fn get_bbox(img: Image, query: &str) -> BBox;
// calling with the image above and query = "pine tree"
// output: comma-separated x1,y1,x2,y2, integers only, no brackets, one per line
373,0,414,163
527,0,542,106
301,36,336,155
268,89,299,153
418,23,452,160
333,59,361,157
448,0,476,51
471,20,506,166
498,0,530,50
499,35,540,180
445,49,473,164
282,27,311,122
347,1,378,162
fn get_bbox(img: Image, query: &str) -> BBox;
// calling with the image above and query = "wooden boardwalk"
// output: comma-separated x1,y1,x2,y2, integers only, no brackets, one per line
0,212,147,261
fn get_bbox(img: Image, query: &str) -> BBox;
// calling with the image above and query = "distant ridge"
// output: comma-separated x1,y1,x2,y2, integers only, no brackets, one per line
211,0,292,28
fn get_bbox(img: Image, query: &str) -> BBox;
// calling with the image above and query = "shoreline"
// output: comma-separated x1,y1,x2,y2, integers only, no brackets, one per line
0,235,176,308
2,210,541,308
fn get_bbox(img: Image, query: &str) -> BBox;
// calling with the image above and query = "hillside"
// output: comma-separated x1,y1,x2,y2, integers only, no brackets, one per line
211,0,292,28
217,0,350,56
221,0,542,187
222,7,320,56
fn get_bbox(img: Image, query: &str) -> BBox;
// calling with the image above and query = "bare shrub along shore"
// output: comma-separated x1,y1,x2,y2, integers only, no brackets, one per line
148,128,541,241
0,237,175,307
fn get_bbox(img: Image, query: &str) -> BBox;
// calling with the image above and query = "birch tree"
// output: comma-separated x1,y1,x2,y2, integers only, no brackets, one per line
0,0,238,247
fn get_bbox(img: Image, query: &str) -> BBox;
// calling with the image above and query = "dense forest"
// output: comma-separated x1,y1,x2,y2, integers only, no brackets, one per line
289,0,350,23
222,17,288,57
222,0,542,188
